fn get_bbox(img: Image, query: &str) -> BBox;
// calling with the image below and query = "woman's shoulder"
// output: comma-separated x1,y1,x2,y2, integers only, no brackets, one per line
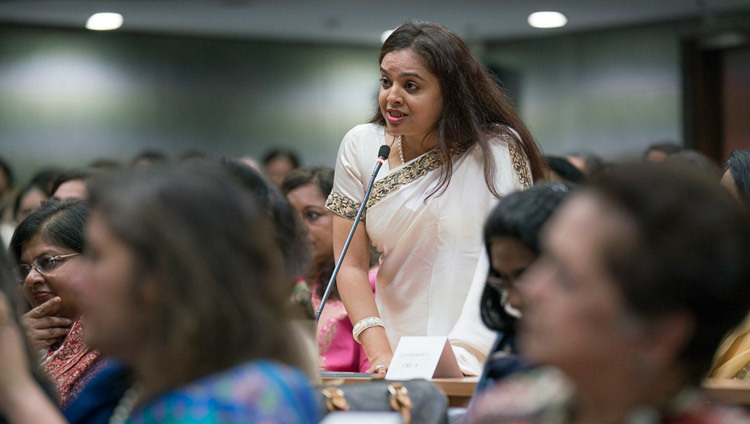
464,126,532,191
132,360,319,423
485,125,521,149
340,123,385,150
344,122,384,139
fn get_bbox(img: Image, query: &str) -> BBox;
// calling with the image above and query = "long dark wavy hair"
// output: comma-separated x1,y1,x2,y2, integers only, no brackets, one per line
371,21,548,197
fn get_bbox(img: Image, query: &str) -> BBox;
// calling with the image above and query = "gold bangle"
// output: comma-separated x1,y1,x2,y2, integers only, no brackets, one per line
352,316,385,344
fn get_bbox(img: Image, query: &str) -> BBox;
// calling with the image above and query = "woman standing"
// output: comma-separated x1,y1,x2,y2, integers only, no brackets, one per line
326,21,547,375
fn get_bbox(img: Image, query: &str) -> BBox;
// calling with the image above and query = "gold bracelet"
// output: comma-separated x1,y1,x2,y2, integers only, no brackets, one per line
352,316,385,344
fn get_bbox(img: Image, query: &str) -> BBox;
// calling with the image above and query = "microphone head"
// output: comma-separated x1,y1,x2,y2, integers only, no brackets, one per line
378,145,391,160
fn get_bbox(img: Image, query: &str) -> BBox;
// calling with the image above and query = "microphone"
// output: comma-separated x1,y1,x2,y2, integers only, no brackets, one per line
316,145,391,322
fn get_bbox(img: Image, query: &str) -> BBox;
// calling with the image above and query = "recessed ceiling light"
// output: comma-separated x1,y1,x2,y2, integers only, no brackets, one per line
86,12,123,31
381,29,395,44
527,11,567,29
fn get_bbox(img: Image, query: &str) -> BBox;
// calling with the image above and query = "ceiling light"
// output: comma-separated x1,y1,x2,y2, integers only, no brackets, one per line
381,29,395,44
527,11,567,29
86,12,123,31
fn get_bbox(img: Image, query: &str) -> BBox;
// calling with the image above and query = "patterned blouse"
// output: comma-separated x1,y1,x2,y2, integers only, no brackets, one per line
465,367,750,424
41,317,101,407
127,360,319,424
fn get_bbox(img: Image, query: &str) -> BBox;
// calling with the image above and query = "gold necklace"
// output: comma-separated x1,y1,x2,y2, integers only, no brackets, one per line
398,135,405,164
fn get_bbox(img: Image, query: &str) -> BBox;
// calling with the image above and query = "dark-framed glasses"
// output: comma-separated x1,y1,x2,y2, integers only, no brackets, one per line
16,253,80,283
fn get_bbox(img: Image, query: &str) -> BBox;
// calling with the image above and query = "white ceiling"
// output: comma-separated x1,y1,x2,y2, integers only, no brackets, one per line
1,0,749,45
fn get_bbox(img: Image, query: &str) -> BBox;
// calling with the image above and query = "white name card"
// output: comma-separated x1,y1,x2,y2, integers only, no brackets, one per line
385,336,463,380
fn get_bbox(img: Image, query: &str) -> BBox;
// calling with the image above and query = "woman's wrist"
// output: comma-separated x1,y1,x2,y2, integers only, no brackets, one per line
352,316,385,344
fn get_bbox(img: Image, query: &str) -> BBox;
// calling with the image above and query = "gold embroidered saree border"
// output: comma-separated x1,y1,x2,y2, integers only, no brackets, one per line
325,132,532,221
365,148,445,209
326,191,363,221
506,136,533,189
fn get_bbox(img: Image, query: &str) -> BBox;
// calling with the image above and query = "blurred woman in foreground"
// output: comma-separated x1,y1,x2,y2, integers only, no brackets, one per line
466,163,750,423
75,164,318,422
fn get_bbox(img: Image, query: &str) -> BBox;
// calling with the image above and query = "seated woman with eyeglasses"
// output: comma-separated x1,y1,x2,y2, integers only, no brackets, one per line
10,199,101,408
476,183,572,393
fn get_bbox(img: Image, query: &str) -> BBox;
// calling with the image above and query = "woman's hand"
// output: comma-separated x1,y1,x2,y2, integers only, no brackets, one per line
19,297,72,352
0,292,68,423
366,352,394,375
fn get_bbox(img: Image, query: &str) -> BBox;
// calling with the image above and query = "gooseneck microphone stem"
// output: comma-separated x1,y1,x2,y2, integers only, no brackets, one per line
316,145,391,323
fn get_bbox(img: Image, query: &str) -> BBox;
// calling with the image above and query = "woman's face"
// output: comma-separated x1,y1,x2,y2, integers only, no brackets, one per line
518,194,647,382
286,183,334,271
73,209,140,357
379,48,443,143
20,234,81,320
16,187,46,223
488,236,536,311
265,157,296,187
53,179,87,200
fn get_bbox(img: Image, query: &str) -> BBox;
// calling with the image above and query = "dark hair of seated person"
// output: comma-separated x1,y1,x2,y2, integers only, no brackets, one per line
590,163,750,381
480,182,574,332
221,158,311,284
11,199,88,267
726,149,750,206
49,169,91,197
86,163,307,396
545,156,585,184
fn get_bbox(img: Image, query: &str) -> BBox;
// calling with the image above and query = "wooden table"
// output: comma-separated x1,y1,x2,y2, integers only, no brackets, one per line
321,375,750,408
320,374,478,407
702,378,750,405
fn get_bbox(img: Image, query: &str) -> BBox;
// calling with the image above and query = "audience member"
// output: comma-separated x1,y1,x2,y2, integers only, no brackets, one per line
177,150,208,163
708,149,750,380
0,247,65,424
546,156,586,184
130,150,168,168
466,162,750,423
476,182,572,393
644,141,682,162
30,167,63,195
0,156,14,220
10,199,101,408
565,151,604,177
87,159,122,171
238,155,261,172
13,183,48,224
283,167,371,373
51,170,90,201
664,149,721,180
720,149,750,207
77,164,318,422
327,20,547,376
221,158,310,285
221,159,319,383
263,148,300,187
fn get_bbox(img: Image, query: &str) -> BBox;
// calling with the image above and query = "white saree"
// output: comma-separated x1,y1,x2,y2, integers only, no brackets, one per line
326,123,532,375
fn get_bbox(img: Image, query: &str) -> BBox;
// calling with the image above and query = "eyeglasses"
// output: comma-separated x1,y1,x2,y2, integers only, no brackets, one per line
486,271,526,292
16,253,80,283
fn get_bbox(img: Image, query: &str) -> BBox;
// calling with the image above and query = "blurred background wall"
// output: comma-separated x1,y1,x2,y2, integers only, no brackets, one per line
0,1,749,184
0,25,379,182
